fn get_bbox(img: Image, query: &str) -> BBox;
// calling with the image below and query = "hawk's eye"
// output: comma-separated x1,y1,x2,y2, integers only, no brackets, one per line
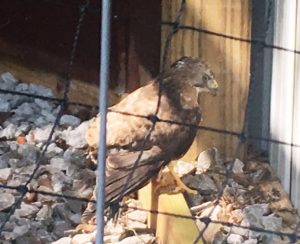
202,74,210,83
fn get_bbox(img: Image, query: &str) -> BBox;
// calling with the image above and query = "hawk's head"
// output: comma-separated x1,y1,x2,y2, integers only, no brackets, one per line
170,56,219,96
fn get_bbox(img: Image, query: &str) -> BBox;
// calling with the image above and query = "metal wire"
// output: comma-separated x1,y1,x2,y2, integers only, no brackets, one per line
0,183,299,241
161,21,300,55
0,86,298,147
1,0,300,243
1,90,300,148
161,0,186,72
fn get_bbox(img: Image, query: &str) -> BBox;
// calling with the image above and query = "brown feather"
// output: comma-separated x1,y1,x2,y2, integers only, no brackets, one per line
85,56,218,208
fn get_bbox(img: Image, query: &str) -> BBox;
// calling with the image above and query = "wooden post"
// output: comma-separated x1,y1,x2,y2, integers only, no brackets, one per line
161,0,252,161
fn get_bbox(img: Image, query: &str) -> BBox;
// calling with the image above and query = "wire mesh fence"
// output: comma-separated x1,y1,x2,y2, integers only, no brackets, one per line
0,0,300,243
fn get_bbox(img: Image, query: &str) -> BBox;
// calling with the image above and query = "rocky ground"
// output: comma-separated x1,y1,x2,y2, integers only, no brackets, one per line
174,148,300,243
0,72,299,244
0,73,155,243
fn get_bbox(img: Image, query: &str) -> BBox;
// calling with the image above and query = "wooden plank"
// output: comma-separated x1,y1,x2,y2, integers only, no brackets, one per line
156,193,202,244
139,170,203,243
161,0,252,161
138,181,158,230
0,55,120,107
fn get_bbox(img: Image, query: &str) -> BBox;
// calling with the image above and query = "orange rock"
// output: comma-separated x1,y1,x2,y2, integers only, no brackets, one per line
16,136,27,144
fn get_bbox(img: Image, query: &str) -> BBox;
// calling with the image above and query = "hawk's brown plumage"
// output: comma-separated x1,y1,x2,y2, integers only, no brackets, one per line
85,56,218,209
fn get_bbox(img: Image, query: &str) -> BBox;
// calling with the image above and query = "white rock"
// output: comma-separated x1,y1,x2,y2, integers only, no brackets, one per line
60,115,81,127
0,123,18,139
63,148,87,167
64,121,90,148
25,132,35,144
31,125,57,142
0,168,12,181
212,231,227,244
34,98,54,110
13,224,30,237
36,204,52,221
72,231,96,244
18,123,31,134
0,193,15,211
249,231,261,239
13,102,36,117
0,101,11,112
15,82,29,92
174,160,195,177
244,204,269,228
69,213,81,224
2,231,17,241
116,234,155,244
8,158,26,169
232,158,244,174
51,172,72,193
18,144,39,163
52,237,72,244
50,157,70,171
34,117,49,127
104,220,125,236
28,83,54,97
227,233,244,244
126,220,147,229
41,109,56,123
0,94,14,102
6,114,24,125
37,185,57,202
9,141,19,151
190,201,214,213
196,205,222,243
262,214,282,231
0,155,9,168
46,143,64,157
183,174,217,193
15,202,40,218
127,210,147,223
196,147,221,174
242,239,258,244
0,72,18,90
230,225,249,238
1,72,18,83
53,220,72,237
36,227,54,243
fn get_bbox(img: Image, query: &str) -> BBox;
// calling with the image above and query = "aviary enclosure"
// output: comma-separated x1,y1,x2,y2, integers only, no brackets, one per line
0,0,299,243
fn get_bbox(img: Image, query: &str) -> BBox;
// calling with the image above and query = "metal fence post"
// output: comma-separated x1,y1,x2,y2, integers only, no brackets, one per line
96,0,111,243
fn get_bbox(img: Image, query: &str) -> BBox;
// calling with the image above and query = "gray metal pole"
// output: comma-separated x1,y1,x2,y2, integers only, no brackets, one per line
96,0,111,243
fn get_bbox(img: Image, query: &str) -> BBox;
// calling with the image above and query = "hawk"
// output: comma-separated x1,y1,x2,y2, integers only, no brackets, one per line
84,56,218,221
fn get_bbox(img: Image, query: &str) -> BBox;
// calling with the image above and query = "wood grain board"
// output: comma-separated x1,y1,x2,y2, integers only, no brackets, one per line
161,0,252,161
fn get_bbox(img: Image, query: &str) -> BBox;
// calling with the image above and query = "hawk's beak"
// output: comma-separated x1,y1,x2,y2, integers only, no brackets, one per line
208,79,219,96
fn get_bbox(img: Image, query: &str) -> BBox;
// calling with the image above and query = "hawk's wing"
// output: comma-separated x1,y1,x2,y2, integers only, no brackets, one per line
85,81,201,206
86,81,158,150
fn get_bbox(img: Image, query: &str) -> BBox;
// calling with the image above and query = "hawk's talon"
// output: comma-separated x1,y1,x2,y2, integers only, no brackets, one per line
154,164,198,195
168,165,198,195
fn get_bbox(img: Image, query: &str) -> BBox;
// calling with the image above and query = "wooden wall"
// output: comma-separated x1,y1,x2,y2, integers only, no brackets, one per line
0,0,161,105
161,0,252,160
